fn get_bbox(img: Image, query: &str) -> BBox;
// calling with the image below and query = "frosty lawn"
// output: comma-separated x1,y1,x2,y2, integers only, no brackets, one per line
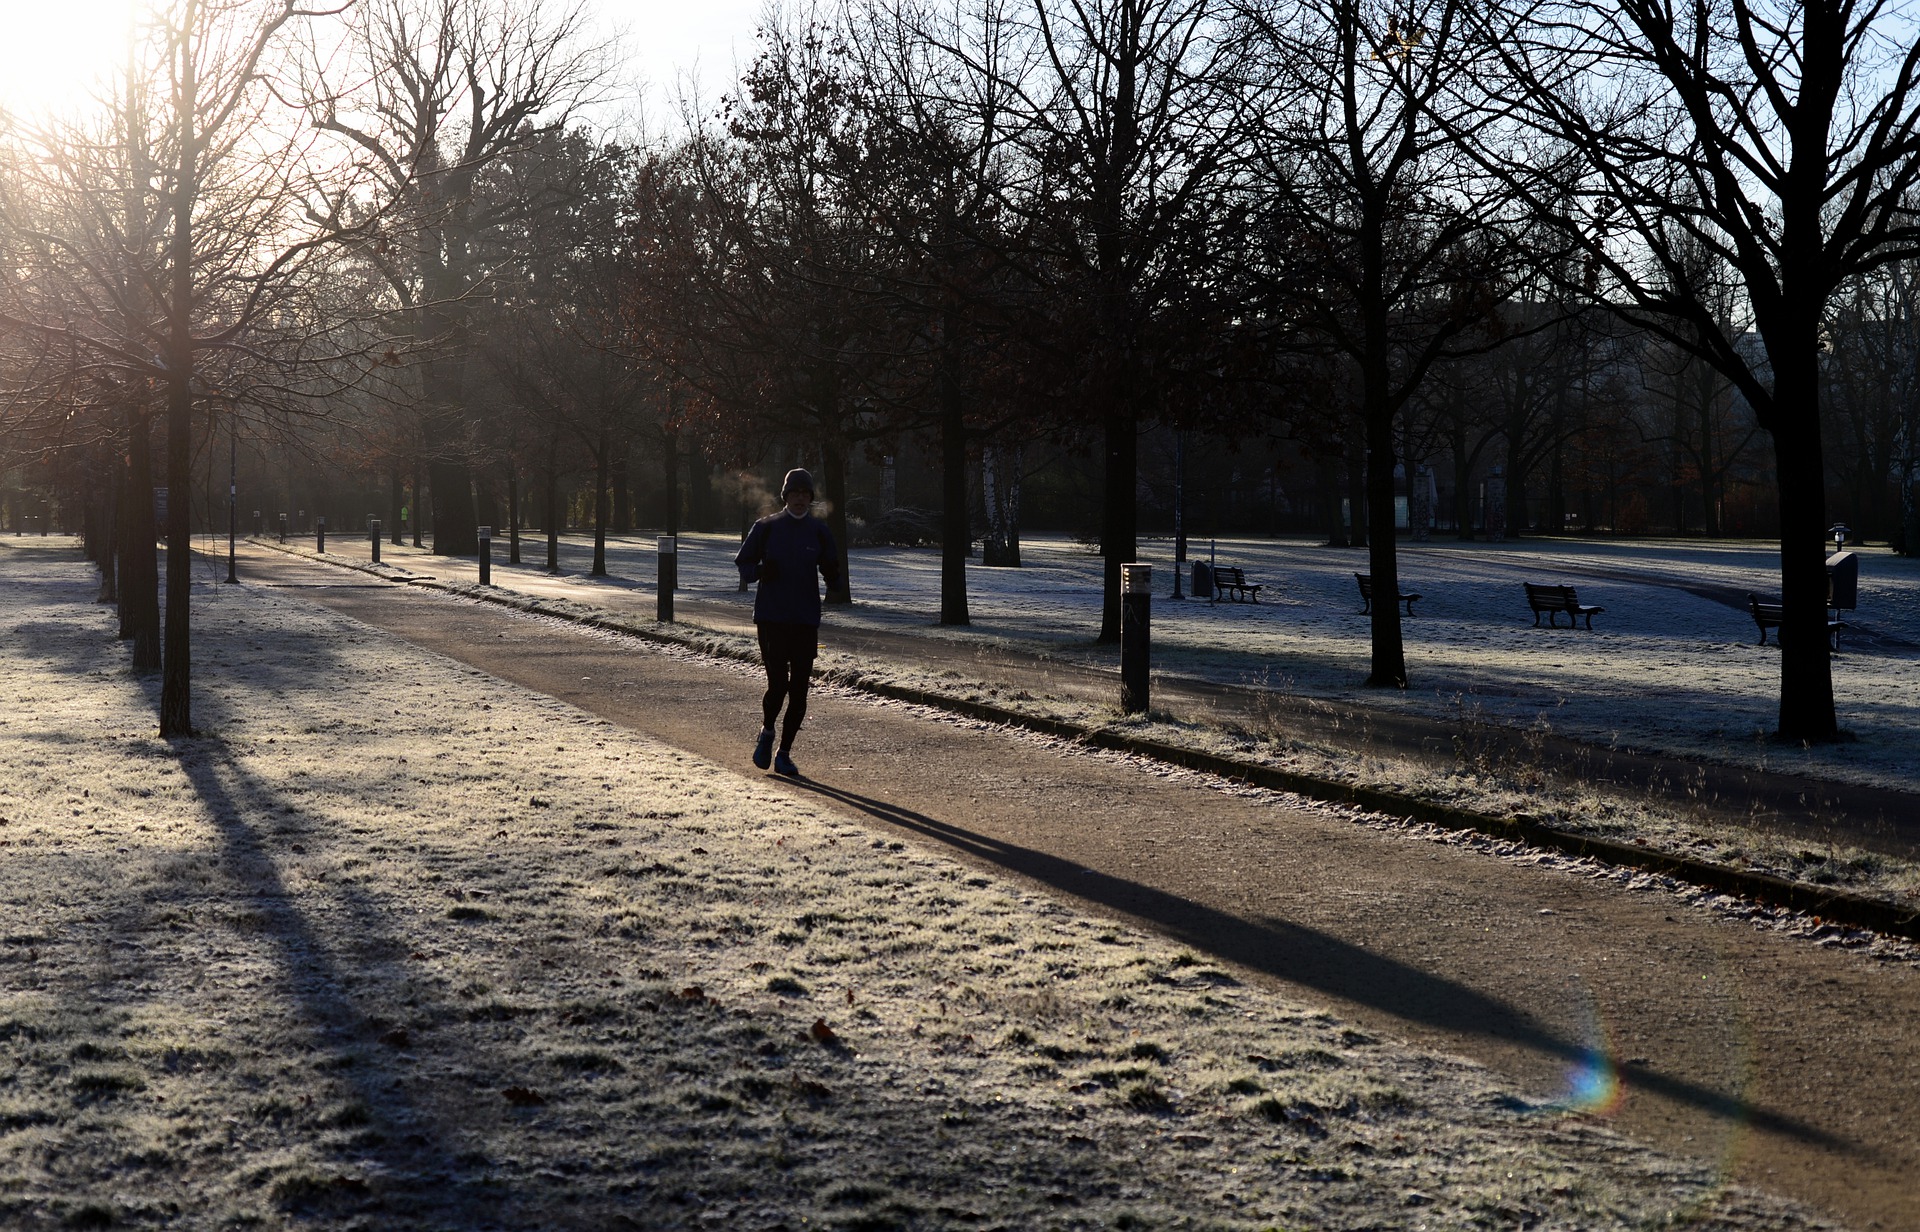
0,538,1835,1229
298,529,1920,913
354,530,1920,790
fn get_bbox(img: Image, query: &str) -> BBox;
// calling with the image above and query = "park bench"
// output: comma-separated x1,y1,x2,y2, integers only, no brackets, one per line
1524,582,1605,630
1747,593,1844,649
1210,566,1263,603
1355,573,1420,616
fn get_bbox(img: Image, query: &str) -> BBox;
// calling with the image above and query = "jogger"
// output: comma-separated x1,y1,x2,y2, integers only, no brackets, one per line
735,468,841,776
757,621,816,752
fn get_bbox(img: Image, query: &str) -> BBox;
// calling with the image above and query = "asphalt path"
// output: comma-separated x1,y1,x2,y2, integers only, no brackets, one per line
234,541,1920,1230
312,534,1920,860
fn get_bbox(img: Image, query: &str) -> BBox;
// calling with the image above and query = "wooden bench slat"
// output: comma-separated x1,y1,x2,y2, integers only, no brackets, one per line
1748,592,1844,649
1208,566,1262,602
1523,582,1604,630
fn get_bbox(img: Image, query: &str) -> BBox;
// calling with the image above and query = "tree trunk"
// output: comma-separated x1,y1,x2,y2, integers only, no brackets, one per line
662,427,680,538
982,443,1023,566
507,468,521,564
591,430,609,577
1547,438,1567,537
1345,425,1369,548
430,459,475,556
820,435,852,605
1448,418,1474,539
120,413,161,668
611,445,630,534
545,433,561,574
411,455,424,547
158,18,199,739
1769,365,1839,741
939,360,970,624
1314,448,1346,546
1364,412,1407,686
94,465,118,603
1903,461,1919,556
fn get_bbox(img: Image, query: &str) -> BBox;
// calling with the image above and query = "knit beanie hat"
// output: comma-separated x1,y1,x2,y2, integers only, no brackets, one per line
782,468,815,498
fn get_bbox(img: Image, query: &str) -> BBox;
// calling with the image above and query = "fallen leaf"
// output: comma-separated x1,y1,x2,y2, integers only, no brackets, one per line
502,1086,547,1106
809,1018,838,1045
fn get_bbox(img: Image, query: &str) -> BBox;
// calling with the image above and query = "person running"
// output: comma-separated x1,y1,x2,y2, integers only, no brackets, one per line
735,468,841,777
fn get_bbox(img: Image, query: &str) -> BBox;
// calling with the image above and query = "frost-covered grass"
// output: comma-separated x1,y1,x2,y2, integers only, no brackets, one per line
346,528,1920,788
288,528,1920,913
0,537,1834,1230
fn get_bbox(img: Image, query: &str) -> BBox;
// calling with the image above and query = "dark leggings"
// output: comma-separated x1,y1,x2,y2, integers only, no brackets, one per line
757,622,817,749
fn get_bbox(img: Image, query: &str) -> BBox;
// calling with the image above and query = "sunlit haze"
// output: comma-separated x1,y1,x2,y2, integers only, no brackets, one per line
0,0,137,120
0,0,763,124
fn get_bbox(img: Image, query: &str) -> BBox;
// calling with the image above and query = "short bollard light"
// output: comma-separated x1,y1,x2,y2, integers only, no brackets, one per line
369,518,382,564
1121,563,1151,715
316,516,326,553
657,535,677,623
253,509,261,535
478,526,492,585
278,513,287,544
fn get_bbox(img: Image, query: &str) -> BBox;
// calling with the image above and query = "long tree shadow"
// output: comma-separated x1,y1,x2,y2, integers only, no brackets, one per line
783,776,1852,1154
159,732,535,1226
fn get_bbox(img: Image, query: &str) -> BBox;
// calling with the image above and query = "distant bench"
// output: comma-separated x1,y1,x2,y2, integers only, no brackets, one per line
1210,566,1262,603
1355,573,1419,616
1747,593,1844,648
1524,582,1605,630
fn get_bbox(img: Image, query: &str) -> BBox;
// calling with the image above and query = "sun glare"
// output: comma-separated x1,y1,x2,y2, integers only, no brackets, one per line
0,0,135,119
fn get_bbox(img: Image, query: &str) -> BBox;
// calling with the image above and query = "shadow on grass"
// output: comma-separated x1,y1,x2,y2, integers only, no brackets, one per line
782,776,1854,1156
154,733,531,1226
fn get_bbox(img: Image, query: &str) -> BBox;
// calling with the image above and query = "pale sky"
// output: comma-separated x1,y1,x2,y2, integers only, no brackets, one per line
0,0,764,125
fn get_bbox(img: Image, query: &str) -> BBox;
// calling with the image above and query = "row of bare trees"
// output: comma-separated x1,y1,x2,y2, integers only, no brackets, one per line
6,0,1920,744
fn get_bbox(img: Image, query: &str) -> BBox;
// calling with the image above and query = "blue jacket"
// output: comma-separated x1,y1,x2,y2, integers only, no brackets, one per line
736,511,841,626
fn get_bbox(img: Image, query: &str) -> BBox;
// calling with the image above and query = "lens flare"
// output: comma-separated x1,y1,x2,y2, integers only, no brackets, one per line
1561,1043,1623,1115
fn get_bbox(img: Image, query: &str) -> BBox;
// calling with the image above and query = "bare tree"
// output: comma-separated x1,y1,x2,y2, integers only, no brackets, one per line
2,0,376,736
1484,0,1920,739
1239,0,1536,686
302,0,609,557
921,0,1250,641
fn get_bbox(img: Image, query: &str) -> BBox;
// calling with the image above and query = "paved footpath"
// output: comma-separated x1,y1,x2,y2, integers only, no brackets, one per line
324,535,1920,857
239,542,1920,1230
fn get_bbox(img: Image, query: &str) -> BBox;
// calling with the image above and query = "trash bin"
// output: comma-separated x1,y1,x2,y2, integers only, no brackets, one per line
1193,560,1212,600
1827,550,1858,611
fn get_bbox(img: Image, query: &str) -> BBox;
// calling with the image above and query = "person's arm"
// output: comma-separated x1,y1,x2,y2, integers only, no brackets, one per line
735,521,768,585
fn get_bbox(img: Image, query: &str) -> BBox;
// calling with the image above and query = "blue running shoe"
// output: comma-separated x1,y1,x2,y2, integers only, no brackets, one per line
773,750,800,778
752,729,774,770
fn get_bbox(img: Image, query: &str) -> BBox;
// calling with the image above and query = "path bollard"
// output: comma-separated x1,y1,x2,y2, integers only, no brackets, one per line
657,535,677,622
1121,563,1151,715
370,518,381,564
478,526,492,585
278,513,287,544
316,517,326,553
253,510,261,535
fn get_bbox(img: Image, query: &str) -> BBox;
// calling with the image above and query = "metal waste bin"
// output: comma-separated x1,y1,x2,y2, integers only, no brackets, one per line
1193,560,1212,599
